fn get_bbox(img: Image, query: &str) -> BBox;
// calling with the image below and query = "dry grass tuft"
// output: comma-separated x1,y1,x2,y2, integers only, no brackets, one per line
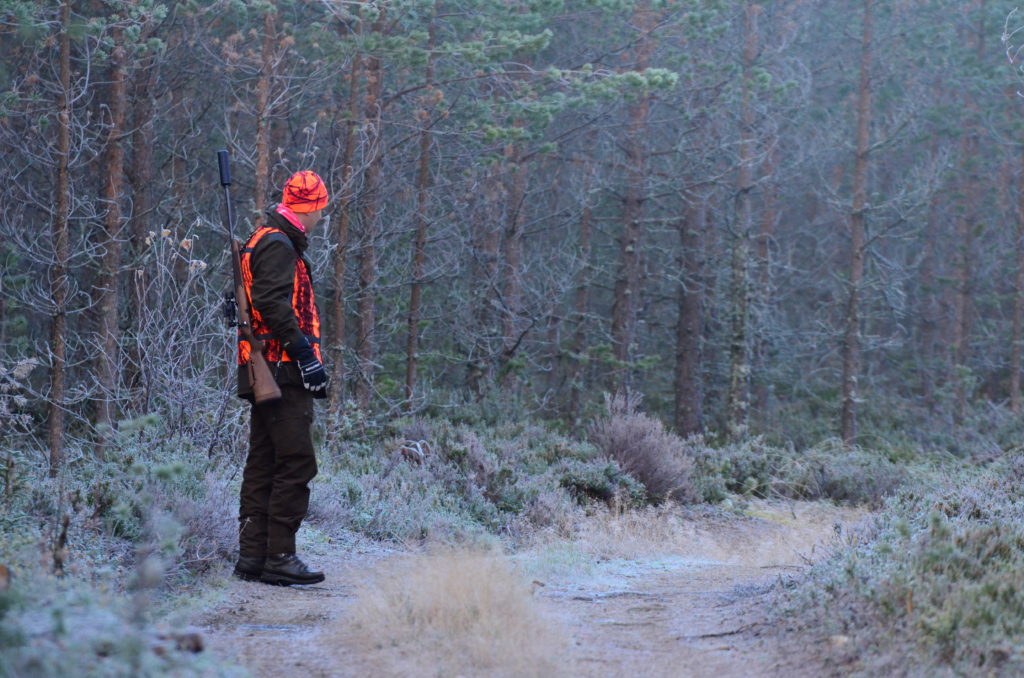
561,499,866,566
337,549,571,677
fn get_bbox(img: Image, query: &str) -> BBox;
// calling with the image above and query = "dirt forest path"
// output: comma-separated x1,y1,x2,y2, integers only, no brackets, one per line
194,501,865,677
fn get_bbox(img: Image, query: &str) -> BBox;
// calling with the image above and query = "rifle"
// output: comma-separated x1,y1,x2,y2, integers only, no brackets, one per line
217,150,281,405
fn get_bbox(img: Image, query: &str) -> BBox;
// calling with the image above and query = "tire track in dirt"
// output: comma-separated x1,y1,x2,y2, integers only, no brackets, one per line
530,501,862,678
195,502,864,677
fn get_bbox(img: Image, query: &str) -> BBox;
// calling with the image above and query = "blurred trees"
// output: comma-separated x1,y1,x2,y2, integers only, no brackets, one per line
2,0,1023,462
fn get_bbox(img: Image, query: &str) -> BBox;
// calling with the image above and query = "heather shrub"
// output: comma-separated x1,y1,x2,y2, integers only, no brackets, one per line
77,419,238,579
0,415,239,587
557,459,646,506
309,418,648,542
588,394,699,503
695,437,921,507
0,569,247,678
782,458,1024,676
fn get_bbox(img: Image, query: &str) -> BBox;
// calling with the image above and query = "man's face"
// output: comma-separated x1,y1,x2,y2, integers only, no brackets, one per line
298,208,325,232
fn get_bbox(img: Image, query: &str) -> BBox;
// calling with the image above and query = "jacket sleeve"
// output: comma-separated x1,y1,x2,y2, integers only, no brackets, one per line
249,238,306,351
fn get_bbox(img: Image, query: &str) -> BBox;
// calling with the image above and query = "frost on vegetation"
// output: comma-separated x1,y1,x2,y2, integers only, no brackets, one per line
3,414,238,588
0,358,37,435
784,457,1024,676
0,420,246,674
308,418,642,544
589,393,699,504
0,569,246,678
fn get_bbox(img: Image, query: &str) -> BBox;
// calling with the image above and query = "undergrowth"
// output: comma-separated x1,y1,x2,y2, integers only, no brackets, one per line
0,396,965,676
781,457,1023,676
0,414,244,677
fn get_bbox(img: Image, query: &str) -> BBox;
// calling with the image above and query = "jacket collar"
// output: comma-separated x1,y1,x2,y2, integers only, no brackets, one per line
265,206,308,255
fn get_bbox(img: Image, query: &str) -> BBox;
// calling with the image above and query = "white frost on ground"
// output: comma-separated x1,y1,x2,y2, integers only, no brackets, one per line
194,500,866,678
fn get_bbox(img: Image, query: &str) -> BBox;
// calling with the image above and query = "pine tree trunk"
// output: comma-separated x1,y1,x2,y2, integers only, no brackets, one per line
328,45,362,419
610,2,654,392
919,146,941,413
726,0,759,439
49,0,73,477
405,23,435,409
1012,152,1024,413
499,142,528,387
127,68,155,407
919,206,941,409
467,168,503,399
95,28,127,451
951,136,977,424
751,142,778,417
567,177,594,429
355,39,384,412
840,0,873,447
950,8,987,421
253,9,276,228
674,192,706,436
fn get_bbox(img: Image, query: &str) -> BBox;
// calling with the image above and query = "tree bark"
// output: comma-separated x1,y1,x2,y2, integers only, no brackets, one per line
467,167,503,399
950,5,987,421
49,0,73,477
840,0,873,447
405,21,435,409
1012,150,1024,413
751,142,778,417
95,26,128,450
253,9,276,228
328,35,362,419
674,192,706,436
610,0,654,391
126,66,155,404
354,19,385,411
499,141,528,387
725,0,759,439
951,135,977,424
919,183,941,412
567,171,594,428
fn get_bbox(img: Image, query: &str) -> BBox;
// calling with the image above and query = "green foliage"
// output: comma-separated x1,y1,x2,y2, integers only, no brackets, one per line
0,571,247,678
784,459,1024,676
308,418,644,542
558,459,646,506
693,437,929,507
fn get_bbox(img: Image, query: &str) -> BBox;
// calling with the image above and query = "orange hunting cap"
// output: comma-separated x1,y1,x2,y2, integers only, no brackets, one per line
282,171,329,213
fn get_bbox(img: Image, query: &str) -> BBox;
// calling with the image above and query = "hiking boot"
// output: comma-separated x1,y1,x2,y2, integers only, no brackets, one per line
260,553,325,586
233,556,265,582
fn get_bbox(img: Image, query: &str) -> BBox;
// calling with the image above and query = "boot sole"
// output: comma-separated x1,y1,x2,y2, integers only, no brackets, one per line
260,571,325,586
233,568,263,582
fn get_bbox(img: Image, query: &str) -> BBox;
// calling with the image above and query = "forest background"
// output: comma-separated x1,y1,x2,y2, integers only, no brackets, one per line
4,0,1024,676
4,0,1024,460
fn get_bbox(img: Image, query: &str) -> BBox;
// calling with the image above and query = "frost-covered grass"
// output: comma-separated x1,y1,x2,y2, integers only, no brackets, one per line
0,416,246,677
781,458,1024,676
308,418,644,544
0,397,973,677
0,569,248,678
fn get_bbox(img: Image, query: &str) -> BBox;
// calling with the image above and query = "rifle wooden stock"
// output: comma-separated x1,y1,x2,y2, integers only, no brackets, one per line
219,149,281,405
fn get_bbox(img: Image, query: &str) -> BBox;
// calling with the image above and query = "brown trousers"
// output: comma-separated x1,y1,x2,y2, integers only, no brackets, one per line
239,385,318,556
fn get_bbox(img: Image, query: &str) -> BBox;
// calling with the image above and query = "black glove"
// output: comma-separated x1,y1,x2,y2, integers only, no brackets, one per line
285,337,328,393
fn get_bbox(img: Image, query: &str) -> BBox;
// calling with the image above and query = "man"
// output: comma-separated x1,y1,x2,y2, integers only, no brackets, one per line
233,170,330,586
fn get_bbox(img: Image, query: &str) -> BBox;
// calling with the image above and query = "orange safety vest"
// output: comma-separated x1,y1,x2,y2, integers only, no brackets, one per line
237,226,322,366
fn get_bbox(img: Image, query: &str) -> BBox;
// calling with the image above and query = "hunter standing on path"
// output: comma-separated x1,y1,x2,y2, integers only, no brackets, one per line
234,171,330,586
